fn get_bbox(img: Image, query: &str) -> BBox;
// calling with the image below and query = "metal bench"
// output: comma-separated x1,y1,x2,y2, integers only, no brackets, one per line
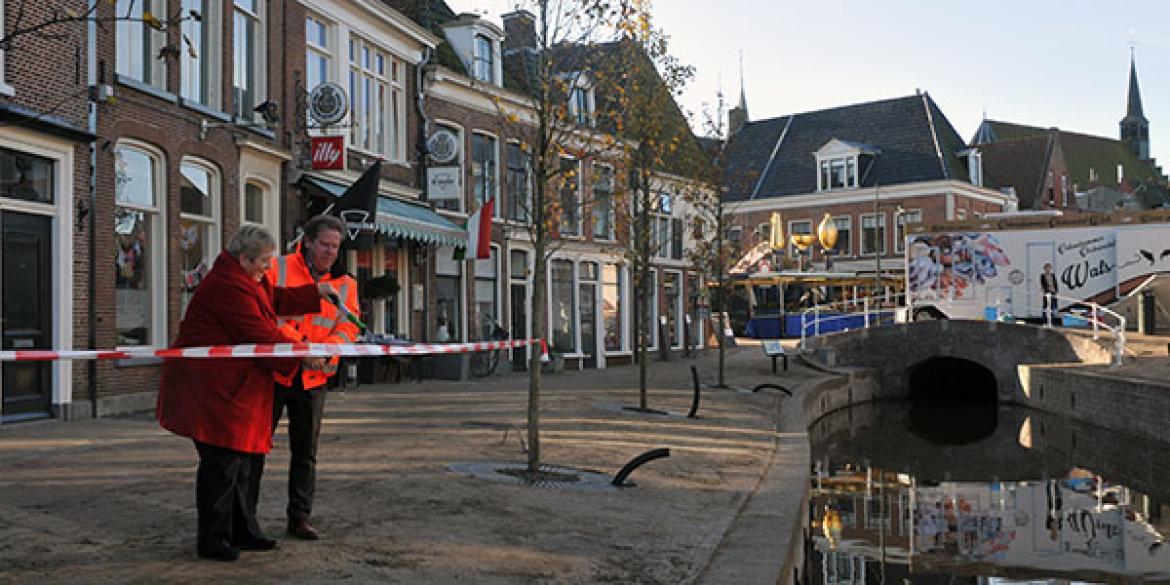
761,340,788,373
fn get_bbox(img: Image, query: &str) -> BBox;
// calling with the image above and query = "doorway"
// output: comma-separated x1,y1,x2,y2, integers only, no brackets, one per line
1,212,53,421
509,249,530,371
579,262,598,368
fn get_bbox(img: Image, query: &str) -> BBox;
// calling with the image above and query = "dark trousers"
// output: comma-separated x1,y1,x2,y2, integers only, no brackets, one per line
194,441,265,552
272,373,326,523
1042,292,1057,315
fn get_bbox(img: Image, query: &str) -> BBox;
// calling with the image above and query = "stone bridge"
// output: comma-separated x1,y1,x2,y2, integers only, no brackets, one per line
803,320,1114,402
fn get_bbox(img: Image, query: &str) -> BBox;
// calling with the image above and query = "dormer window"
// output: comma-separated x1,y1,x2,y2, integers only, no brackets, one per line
472,34,494,83
814,139,878,192
959,148,983,187
569,85,593,127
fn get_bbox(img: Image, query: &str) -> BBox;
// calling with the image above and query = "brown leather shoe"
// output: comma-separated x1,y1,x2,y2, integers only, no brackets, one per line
287,519,320,540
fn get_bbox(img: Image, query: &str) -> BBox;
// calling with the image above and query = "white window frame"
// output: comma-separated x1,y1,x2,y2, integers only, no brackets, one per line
664,270,684,349
505,140,531,224
472,33,494,84
602,262,626,354
114,140,167,349
860,212,887,256
757,222,770,240
305,12,332,94
178,158,222,316
435,245,466,342
0,1,13,96
181,0,223,109
787,219,812,258
894,209,922,254
591,162,615,240
832,215,852,257
645,268,658,350
817,156,858,191
507,246,533,360
240,177,272,230
233,0,267,121
116,0,168,89
471,131,500,218
548,257,578,354
726,226,742,242
348,35,405,162
473,244,502,339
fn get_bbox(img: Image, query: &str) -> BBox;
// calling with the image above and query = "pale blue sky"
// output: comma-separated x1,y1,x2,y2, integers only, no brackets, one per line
447,1,1170,166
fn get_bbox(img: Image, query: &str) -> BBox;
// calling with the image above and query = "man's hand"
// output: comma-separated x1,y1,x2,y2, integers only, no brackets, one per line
316,282,340,305
303,357,326,370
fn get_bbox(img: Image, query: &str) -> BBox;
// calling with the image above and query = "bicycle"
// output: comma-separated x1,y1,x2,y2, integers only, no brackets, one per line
470,319,508,377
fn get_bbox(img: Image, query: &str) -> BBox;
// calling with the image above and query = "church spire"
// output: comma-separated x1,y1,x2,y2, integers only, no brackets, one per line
729,50,749,135
1120,50,1150,160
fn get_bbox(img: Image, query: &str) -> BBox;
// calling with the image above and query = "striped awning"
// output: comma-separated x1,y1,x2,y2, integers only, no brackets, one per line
300,175,467,248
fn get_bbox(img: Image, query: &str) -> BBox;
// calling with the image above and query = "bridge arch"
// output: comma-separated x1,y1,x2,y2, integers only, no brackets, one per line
804,320,1114,403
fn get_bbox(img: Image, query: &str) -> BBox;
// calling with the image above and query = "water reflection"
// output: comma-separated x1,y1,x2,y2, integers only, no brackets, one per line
807,402,1170,583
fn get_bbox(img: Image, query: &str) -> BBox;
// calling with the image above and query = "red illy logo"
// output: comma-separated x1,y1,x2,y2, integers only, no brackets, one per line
311,136,345,170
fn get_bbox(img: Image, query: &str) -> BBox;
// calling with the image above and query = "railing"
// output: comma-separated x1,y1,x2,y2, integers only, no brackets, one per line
1040,293,1127,365
798,291,1128,365
799,292,907,350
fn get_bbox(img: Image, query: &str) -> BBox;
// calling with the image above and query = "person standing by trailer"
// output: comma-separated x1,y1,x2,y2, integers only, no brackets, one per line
266,215,361,541
1040,262,1059,321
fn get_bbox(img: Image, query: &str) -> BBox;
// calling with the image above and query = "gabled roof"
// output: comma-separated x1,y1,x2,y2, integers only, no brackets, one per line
975,120,1162,188
976,134,1053,209
723,93,970,202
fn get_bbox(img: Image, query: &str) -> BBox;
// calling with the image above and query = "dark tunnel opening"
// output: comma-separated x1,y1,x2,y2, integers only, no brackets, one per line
905,357,998,445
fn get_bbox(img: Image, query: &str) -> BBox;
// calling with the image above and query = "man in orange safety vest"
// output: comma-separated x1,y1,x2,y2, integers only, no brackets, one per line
265,214,360,541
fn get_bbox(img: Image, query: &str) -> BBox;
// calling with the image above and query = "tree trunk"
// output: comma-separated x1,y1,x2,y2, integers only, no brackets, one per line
527,240,547,473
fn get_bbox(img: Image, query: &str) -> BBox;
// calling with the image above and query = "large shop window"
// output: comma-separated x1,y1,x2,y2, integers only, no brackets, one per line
550,259,576,353
233,0,266,120
181,0,222,108
592,163,613,239
471,133,498,213
381,243,401,336
603,263,623,352
505,142,530,223
558,158,580,236
116,0,167,88
0,147,54,203
179,160,220,316
349,36,404,161
114,145,164,347
435,246,462,342
664,272,682,348
474,247,499,339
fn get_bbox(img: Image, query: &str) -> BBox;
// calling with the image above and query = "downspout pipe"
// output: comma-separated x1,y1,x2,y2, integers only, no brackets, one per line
416,46,433,342
87,0,99,418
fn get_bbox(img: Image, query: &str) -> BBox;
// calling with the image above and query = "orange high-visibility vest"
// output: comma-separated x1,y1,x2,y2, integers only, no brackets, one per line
266,248,360,389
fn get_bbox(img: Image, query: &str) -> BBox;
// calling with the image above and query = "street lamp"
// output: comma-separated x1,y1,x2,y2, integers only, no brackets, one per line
816,212,839,271
871,182,904,290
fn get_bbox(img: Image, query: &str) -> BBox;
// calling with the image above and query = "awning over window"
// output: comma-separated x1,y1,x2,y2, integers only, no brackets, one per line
300,175,467,248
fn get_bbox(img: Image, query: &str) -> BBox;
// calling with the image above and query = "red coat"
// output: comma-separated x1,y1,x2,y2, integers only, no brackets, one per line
157,250,320,453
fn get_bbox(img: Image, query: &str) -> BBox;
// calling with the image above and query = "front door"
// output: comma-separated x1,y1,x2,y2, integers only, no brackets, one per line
510,282,528,371
1,212,53,421
579,282,597,368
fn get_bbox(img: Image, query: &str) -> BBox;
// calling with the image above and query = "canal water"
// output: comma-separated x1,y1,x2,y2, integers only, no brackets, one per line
806,401,1170,583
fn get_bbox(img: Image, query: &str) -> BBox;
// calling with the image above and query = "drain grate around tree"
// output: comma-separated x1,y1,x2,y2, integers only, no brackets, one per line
448,461,619,492
592,403,688,418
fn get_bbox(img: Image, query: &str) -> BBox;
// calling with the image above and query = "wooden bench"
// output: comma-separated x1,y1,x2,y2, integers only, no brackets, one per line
761,340,788,373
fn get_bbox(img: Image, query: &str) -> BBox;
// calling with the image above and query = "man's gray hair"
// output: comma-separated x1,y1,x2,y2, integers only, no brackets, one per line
303,214,346,241
227,224,277,260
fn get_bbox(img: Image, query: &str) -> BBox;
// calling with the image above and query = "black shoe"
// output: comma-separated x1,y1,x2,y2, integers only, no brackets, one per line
197,545,240,562
234,537,279,551
287,519,320,540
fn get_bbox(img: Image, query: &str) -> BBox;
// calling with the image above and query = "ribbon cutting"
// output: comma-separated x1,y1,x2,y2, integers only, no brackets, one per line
0,338,550,363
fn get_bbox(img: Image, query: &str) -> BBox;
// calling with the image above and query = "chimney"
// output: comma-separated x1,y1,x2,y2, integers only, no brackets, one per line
502,10,536,53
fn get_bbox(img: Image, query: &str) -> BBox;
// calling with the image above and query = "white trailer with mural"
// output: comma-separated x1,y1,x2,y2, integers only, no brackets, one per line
904,212,1170,327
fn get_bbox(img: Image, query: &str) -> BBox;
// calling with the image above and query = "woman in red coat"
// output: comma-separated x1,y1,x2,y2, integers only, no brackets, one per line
157,225,334,561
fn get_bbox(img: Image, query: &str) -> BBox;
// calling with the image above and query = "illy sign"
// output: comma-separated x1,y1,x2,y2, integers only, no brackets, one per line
310,136,345,170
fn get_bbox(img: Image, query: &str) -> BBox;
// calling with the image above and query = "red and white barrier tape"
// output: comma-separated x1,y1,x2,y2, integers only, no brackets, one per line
0,338,550,362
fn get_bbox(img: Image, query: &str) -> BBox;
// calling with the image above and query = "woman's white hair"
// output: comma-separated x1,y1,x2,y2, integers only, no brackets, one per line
226,224,276,261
